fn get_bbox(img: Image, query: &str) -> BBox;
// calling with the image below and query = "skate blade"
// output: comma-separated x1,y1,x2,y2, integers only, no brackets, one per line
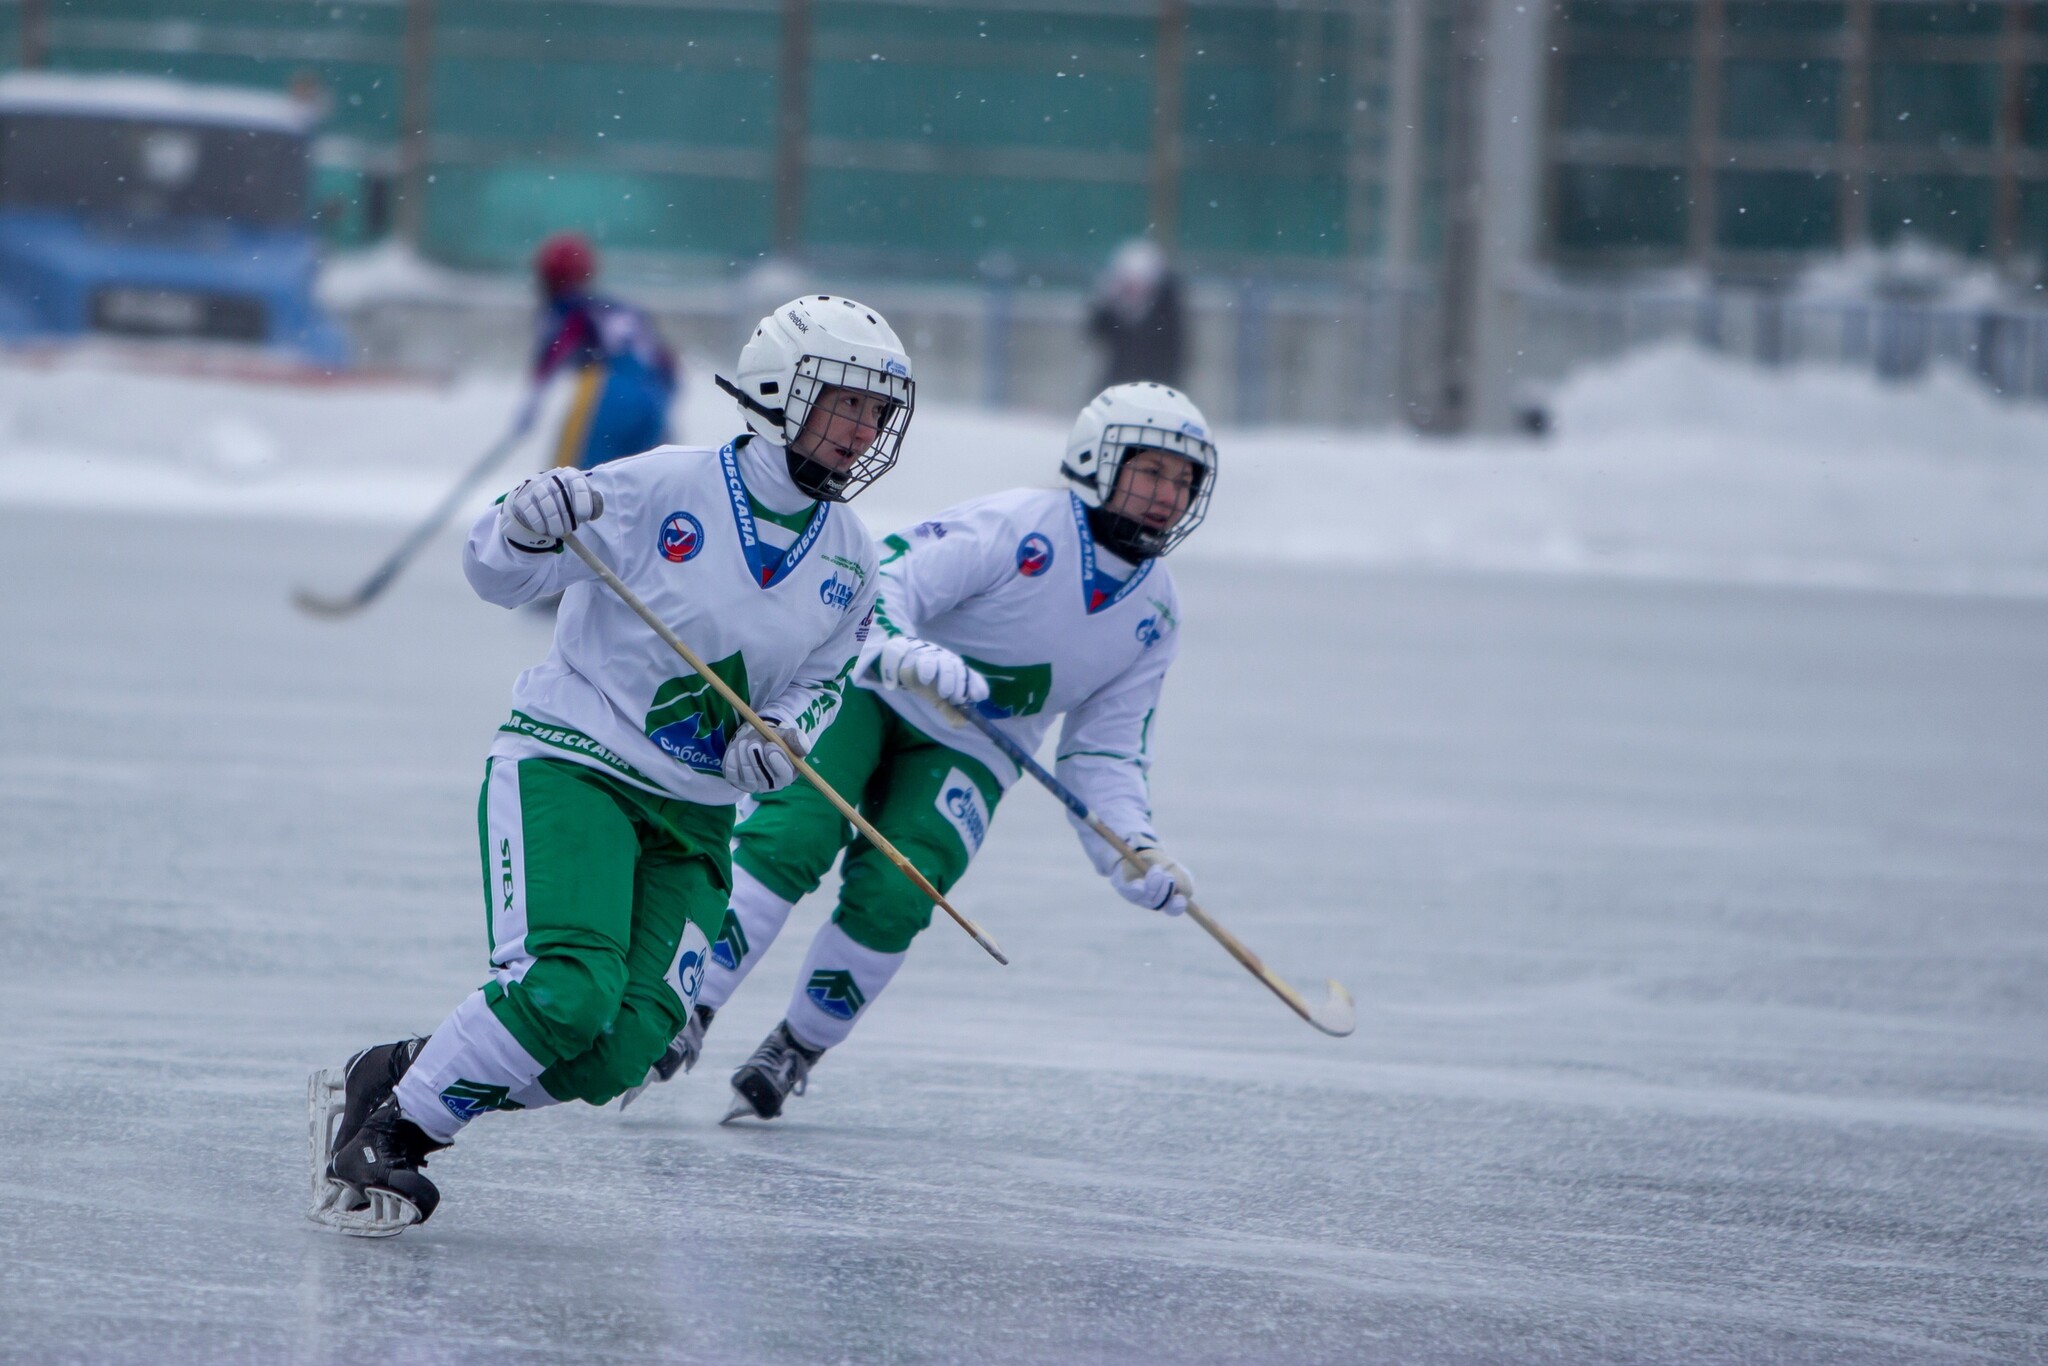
308,1182,424,1238
720,1088,770,1125
307,1067,347,1216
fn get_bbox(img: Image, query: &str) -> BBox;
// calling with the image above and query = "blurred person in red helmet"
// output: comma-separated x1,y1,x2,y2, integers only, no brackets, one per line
519,231,680,470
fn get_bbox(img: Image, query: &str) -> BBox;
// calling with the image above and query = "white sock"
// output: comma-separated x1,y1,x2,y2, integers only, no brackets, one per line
697,867,796,1013
782,921,905,1050
394,990,548,1145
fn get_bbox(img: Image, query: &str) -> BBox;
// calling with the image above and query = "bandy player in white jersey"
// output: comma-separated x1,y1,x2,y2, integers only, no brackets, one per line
305,295,915,1236
627,381,1218,1122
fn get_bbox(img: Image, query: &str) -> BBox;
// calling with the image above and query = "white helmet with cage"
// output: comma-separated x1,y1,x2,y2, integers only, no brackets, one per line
715,295,915,502
1060,381,1218,559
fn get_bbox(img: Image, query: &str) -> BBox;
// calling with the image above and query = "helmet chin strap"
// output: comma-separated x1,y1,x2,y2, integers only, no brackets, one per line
1084,504,1164,563
714,374,787,430
786,446,851,502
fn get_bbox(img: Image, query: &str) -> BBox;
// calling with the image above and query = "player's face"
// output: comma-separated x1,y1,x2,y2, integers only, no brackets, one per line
792,386,892,473
1104,447,1200,532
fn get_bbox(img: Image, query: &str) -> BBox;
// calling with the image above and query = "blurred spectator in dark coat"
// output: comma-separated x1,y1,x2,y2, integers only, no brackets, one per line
1087,238,1187,390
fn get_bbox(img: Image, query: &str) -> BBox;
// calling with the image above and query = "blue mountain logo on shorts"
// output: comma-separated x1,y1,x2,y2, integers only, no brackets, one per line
440,1078,520,1123
712,909,750,971
805,968,867,1021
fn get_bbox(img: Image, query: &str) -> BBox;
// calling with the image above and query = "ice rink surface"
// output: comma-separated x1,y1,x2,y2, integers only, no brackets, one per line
3,507,2045,1364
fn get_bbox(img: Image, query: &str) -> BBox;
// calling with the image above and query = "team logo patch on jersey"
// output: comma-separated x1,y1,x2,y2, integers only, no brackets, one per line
805,968,867,1022
658,511,704,563
668,922,711,1008
644,653,749,774
935,767,990,854
1016,532,1054,578
818,574,857,612
711,909,750,971
1135,615,1163,649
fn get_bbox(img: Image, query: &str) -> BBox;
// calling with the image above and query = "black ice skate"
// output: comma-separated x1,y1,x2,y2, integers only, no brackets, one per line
334,1037,427,1153
723,1020,823,1123
319,1096,447,1237
307,1038,438,1237
617,1005,715,1111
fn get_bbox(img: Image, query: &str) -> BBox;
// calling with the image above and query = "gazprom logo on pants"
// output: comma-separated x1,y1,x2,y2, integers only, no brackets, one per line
805,968,867,1021
667,922,712,1008
935,766,988,853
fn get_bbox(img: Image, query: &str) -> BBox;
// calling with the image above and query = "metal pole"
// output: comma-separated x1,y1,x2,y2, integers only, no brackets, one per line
1993,0,2026,267
1149,0,1188,246
773,0,813,254
20,0,46,69
1838,0,1872,251
396,0,434,250
1686,0,1725,267
1383,0,1426,284
1424,0,1485,433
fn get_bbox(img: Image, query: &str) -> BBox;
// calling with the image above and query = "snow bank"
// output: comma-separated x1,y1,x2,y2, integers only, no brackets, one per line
1,342,2044,597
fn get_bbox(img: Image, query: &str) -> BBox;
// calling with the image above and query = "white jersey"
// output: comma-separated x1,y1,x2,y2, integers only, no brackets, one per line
465,435,879,806
858,487,1181,871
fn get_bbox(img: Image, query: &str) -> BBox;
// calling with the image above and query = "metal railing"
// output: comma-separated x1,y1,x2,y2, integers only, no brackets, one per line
1509,282,2048,402
334,272,1441,427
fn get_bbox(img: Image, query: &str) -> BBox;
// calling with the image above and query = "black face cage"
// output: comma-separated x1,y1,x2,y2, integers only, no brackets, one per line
1098,421,1217,558
782,355,916,501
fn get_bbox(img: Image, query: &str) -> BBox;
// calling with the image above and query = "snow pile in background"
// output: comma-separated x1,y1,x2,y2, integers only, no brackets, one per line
1,342,2045,597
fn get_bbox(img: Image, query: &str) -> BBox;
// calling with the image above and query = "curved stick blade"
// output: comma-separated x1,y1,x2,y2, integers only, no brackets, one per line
1303,978,1356,1037
291,586,367,619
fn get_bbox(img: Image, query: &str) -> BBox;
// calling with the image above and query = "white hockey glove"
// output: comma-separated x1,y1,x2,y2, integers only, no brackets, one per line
721,718,808,795
875,635,991,709
1110,841,1193,917
500,469,603,552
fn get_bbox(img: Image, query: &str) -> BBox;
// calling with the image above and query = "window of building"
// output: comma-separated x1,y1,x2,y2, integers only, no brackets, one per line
1726,2,1845,34
1870,62,2000,146
1560,2,1693,34
1554,164,1688,251
1721,60,1841,142
1560,56,1694,138
1870,173,1995,254
1873,2,2004,38
1717,171,1839,250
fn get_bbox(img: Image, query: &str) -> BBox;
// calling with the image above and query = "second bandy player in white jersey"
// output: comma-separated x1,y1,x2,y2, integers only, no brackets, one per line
306,295,915,1235
626,381,1219,1121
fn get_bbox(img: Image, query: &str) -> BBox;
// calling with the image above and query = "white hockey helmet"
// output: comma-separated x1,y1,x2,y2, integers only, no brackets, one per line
1060,381,1218,558
715,295,915,502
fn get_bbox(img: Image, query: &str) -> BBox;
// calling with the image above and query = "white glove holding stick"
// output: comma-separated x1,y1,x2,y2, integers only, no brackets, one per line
876,635,991,710
1110,841,1194,917
500,469,603,552
722,717,808,794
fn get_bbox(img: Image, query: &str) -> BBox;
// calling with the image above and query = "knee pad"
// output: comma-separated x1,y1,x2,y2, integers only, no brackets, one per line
835,855,938,956
516,949,628,1056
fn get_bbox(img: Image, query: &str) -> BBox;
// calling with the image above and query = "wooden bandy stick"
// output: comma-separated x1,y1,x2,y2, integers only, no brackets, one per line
936,693,1351,1035
562,531,1008,966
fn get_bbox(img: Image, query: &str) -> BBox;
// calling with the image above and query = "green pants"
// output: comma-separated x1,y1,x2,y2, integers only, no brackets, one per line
479,756,732,1105
733,688,1003,954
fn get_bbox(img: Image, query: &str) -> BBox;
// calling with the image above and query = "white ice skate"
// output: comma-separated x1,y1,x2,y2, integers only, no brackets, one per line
306,1067,426,1238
